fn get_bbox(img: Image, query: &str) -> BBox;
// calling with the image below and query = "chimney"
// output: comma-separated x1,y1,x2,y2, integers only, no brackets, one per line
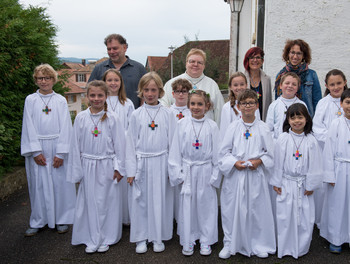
82,59,86,66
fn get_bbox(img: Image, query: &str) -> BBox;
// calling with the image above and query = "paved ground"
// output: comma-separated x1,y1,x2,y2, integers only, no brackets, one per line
1,187,349,264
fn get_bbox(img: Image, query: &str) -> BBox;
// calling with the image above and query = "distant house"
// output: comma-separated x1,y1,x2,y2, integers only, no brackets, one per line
147,40,229,85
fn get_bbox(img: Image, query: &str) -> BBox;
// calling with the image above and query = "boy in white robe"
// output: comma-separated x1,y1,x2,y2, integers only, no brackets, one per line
218,89,276,259
169,78,191,223
67,81,126,254
126,72,175,254
21,64,76,237
270,103,322,259
320,88,350,253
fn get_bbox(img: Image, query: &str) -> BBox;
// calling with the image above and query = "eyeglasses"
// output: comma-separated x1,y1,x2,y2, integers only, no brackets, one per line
248,56,263,61
174,90,189,95
239,101,257,107
36,76,52,81
188,59,204,65
289,51,303,57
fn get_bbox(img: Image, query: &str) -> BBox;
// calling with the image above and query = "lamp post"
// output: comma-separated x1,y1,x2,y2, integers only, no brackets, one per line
168,46,176,79
224,0,244,75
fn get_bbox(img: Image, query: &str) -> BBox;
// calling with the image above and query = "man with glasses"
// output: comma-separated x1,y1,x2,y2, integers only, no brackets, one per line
160,48,224,126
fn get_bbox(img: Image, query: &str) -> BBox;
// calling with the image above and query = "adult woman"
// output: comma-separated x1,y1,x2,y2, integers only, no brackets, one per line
275,39,322,117
243,47,272,121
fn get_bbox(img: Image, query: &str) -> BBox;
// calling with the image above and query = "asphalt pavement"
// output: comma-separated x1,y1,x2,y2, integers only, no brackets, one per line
0,186,349,264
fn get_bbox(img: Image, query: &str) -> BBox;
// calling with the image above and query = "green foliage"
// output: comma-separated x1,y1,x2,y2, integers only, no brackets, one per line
0,0,62,176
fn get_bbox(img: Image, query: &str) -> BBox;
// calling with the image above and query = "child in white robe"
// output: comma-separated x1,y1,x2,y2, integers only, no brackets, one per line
169,89,220,256
169,78,192,223
126,72,175,254
266,72,307,140
218,89,276,259
320,88,350,254
270,103,322,259
21,64,76,237
220,72,260,138
67,80,126,254
312,69,347,228
103,69,134,225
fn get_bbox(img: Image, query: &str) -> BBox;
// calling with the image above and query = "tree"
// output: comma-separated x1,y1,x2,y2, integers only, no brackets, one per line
0,0,65,176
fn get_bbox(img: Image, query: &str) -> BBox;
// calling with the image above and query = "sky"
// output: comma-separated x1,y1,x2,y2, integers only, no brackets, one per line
19,0,232,66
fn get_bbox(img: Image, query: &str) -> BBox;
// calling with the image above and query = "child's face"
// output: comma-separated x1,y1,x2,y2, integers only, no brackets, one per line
88,86,107,113
230,76,247,98
143,80,159,105
341,97,350,119
281,76,298,99
105,72,121,96
326,75,346,98
35,71,54,95
288,114,306,134
172,85,189,107
189,94,208,119
237,98,258,119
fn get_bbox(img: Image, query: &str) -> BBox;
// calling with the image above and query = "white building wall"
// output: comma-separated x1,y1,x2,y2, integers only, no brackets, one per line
264,0,350,94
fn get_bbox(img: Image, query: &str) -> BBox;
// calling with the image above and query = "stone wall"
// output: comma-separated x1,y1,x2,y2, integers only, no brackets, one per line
0,167,27,200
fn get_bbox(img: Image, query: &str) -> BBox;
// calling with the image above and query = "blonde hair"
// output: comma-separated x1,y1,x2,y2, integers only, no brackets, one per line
228,72,247,115
86,80,108,122
186,48,206,64
102,69,127,105
187,89,213,111
280,72,301,88
137,71,164,99
33,64,58,84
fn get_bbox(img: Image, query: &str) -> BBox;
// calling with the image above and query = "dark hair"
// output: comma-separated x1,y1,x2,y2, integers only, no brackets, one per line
102,69,127,105
187,89,213,110
228,72,247,115
282,39,311,64
243,47,264,72
104,34,128,48
341,88,350,102
324,69,348,96
237,89,259,104
171,78,192,91
282,103,312,135
86,80,109,122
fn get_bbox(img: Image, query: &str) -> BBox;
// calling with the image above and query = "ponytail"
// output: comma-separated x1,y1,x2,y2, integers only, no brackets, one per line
101,101,108,122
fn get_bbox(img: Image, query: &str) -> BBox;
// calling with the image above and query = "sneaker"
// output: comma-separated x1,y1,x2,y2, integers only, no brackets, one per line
200,244,212,256
24,227,39,237
219,247,231,259
85,246,96,254
329,243,342,254
153,241,165,253
182,243,194,256
97,244,109,253
256,252,268,258
56,225,69,234
136,240,147,254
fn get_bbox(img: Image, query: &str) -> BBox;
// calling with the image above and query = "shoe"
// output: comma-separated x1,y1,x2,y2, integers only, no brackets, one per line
97,244,109,253
85,246,96,254
56,225,69,234
24,227,39,237
256,252,268,258
219,247,231,259
200,244,212,256
136,240,147,254
153,241,165,253
329,243,341,254
182,242,194,256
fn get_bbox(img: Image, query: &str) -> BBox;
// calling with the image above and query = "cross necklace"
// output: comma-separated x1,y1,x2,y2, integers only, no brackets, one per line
291,133,304,160
191,119,204,149
281,97,298,115
333,101,342,117
243,122,253,140
108,97,119,112
145,105,161,130
188,75,205,90
39,94,54,115
90,112,102,137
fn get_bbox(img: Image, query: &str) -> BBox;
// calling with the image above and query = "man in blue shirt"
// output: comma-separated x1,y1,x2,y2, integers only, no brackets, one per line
88,34,146,108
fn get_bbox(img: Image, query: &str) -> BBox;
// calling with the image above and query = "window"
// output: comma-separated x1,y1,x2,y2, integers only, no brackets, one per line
65,95,77,104
76,74,86,82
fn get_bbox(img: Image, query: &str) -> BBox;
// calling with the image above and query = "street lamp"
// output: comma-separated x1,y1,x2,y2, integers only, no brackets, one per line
224,0,245,74
168,46,176,79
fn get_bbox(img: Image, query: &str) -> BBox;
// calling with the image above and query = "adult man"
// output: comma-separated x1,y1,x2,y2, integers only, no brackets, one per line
160,48,224,126
88,34,146,108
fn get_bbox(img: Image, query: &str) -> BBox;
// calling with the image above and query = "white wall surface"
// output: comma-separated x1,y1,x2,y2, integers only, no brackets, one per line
264,0,350,95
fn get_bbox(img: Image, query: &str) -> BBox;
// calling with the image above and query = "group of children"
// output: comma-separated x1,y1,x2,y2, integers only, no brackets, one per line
21,63,350,259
